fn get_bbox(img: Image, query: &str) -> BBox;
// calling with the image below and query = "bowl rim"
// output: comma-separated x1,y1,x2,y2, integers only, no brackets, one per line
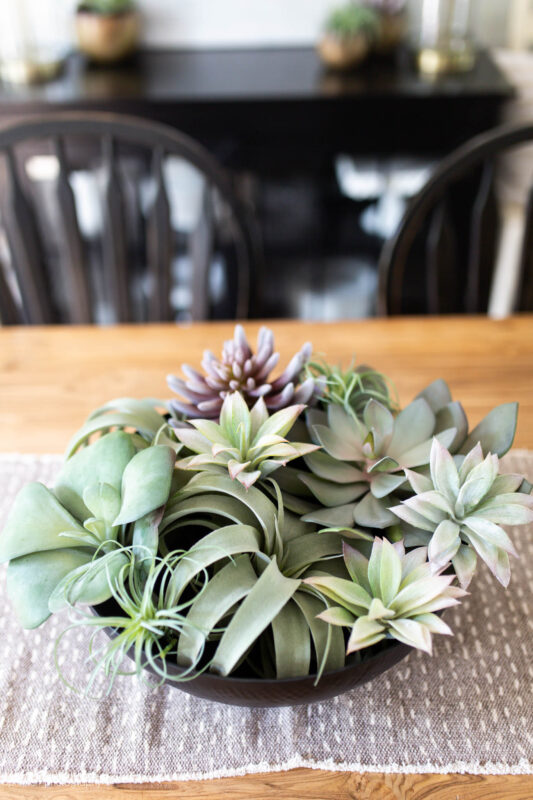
91,602,410,686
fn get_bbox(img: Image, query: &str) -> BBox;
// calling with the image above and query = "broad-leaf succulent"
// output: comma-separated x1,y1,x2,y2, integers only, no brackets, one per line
305,538,467,654
175,391,319,489
390,439,533,588
167,324,317,419
1,431,176,628
300,396,456,530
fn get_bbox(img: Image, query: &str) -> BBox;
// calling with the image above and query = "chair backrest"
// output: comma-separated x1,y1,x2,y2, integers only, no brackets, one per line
0,112,256,325
378,123,533,315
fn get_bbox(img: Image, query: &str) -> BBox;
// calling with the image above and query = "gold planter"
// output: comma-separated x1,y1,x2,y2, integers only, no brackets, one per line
75,9,140,63
317,34,370,70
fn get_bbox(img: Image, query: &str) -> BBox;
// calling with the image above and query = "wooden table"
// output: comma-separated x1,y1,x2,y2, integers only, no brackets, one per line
0,315,532,799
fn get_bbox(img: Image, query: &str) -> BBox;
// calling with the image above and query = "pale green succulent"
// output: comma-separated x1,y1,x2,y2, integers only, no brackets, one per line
1,430,176,628
390,439,533,588
416,378,519,458
305,538,466,655
300,396,456,530
175,392,318,489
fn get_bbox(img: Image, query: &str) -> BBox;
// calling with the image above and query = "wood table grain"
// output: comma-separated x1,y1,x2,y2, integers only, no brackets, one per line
0,314,532,800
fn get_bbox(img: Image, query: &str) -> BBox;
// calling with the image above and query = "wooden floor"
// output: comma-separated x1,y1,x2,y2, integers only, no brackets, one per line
0,315,532,799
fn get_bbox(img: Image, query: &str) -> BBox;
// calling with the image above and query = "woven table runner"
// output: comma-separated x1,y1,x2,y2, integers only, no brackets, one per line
0,452,531,784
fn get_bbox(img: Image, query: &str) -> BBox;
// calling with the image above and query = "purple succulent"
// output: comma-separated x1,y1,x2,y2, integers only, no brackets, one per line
168,325,317,420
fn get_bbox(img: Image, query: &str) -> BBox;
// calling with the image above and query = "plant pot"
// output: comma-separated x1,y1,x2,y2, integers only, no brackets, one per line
94,601,410,707
376,11,406,54
317,33,370,71
75,8,140,63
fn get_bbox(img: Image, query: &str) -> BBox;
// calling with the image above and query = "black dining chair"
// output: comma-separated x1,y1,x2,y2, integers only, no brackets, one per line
377,123,533,315
0,112,258,325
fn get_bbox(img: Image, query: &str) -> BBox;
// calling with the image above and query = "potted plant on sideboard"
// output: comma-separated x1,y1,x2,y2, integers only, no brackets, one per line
75,0,140,63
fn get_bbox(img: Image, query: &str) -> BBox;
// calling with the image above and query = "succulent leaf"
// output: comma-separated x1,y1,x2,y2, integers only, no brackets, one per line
302,394,456,531
391,439,533,587
306,539,466,656
176,393,316,489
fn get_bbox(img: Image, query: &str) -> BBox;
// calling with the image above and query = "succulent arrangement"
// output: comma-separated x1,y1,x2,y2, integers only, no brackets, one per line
2,325,531,696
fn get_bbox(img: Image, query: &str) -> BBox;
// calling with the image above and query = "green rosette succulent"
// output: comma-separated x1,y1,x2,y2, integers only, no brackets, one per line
0,430,176,628
390,439,533,588
305,538,466,655
175,392,319,489
300,396,456,530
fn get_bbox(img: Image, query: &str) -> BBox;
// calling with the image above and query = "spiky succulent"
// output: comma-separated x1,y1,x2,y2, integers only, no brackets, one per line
390,439,533,589
167,325,317,420
300,396,456,530
305,538,466,655
175,392,319,489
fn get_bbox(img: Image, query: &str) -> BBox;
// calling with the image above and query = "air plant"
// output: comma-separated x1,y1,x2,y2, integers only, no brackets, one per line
304,358,398,417
159,474,371,679
167,324,318,419
390,439,533,588
305,538,467,654
175,391,319,489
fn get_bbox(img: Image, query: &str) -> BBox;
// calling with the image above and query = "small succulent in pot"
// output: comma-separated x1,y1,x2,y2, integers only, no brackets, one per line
76,0,140,63
361,0,407,55
318,2,380,70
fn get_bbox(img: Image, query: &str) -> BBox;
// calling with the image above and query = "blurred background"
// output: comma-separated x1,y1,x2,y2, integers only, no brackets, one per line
0,0,532,324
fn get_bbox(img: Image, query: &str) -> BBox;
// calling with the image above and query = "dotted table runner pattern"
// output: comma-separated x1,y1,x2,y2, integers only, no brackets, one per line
0,452,531,784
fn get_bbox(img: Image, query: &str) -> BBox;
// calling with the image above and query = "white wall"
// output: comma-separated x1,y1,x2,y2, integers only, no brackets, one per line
135,0,335,49
136,0,512,50
0,0,515,56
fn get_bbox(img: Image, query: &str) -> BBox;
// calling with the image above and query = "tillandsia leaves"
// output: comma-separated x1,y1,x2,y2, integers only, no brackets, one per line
175,392,319,489
167,324,318,419
305,539,467,655
1,431,176,628
390,439,533,588
55,549,212,697
304,358,398,418
300,396,456,530
160,474,349,679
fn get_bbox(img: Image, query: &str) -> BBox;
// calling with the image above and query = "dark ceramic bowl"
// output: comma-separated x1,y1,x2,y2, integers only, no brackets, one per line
93,602,410,707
